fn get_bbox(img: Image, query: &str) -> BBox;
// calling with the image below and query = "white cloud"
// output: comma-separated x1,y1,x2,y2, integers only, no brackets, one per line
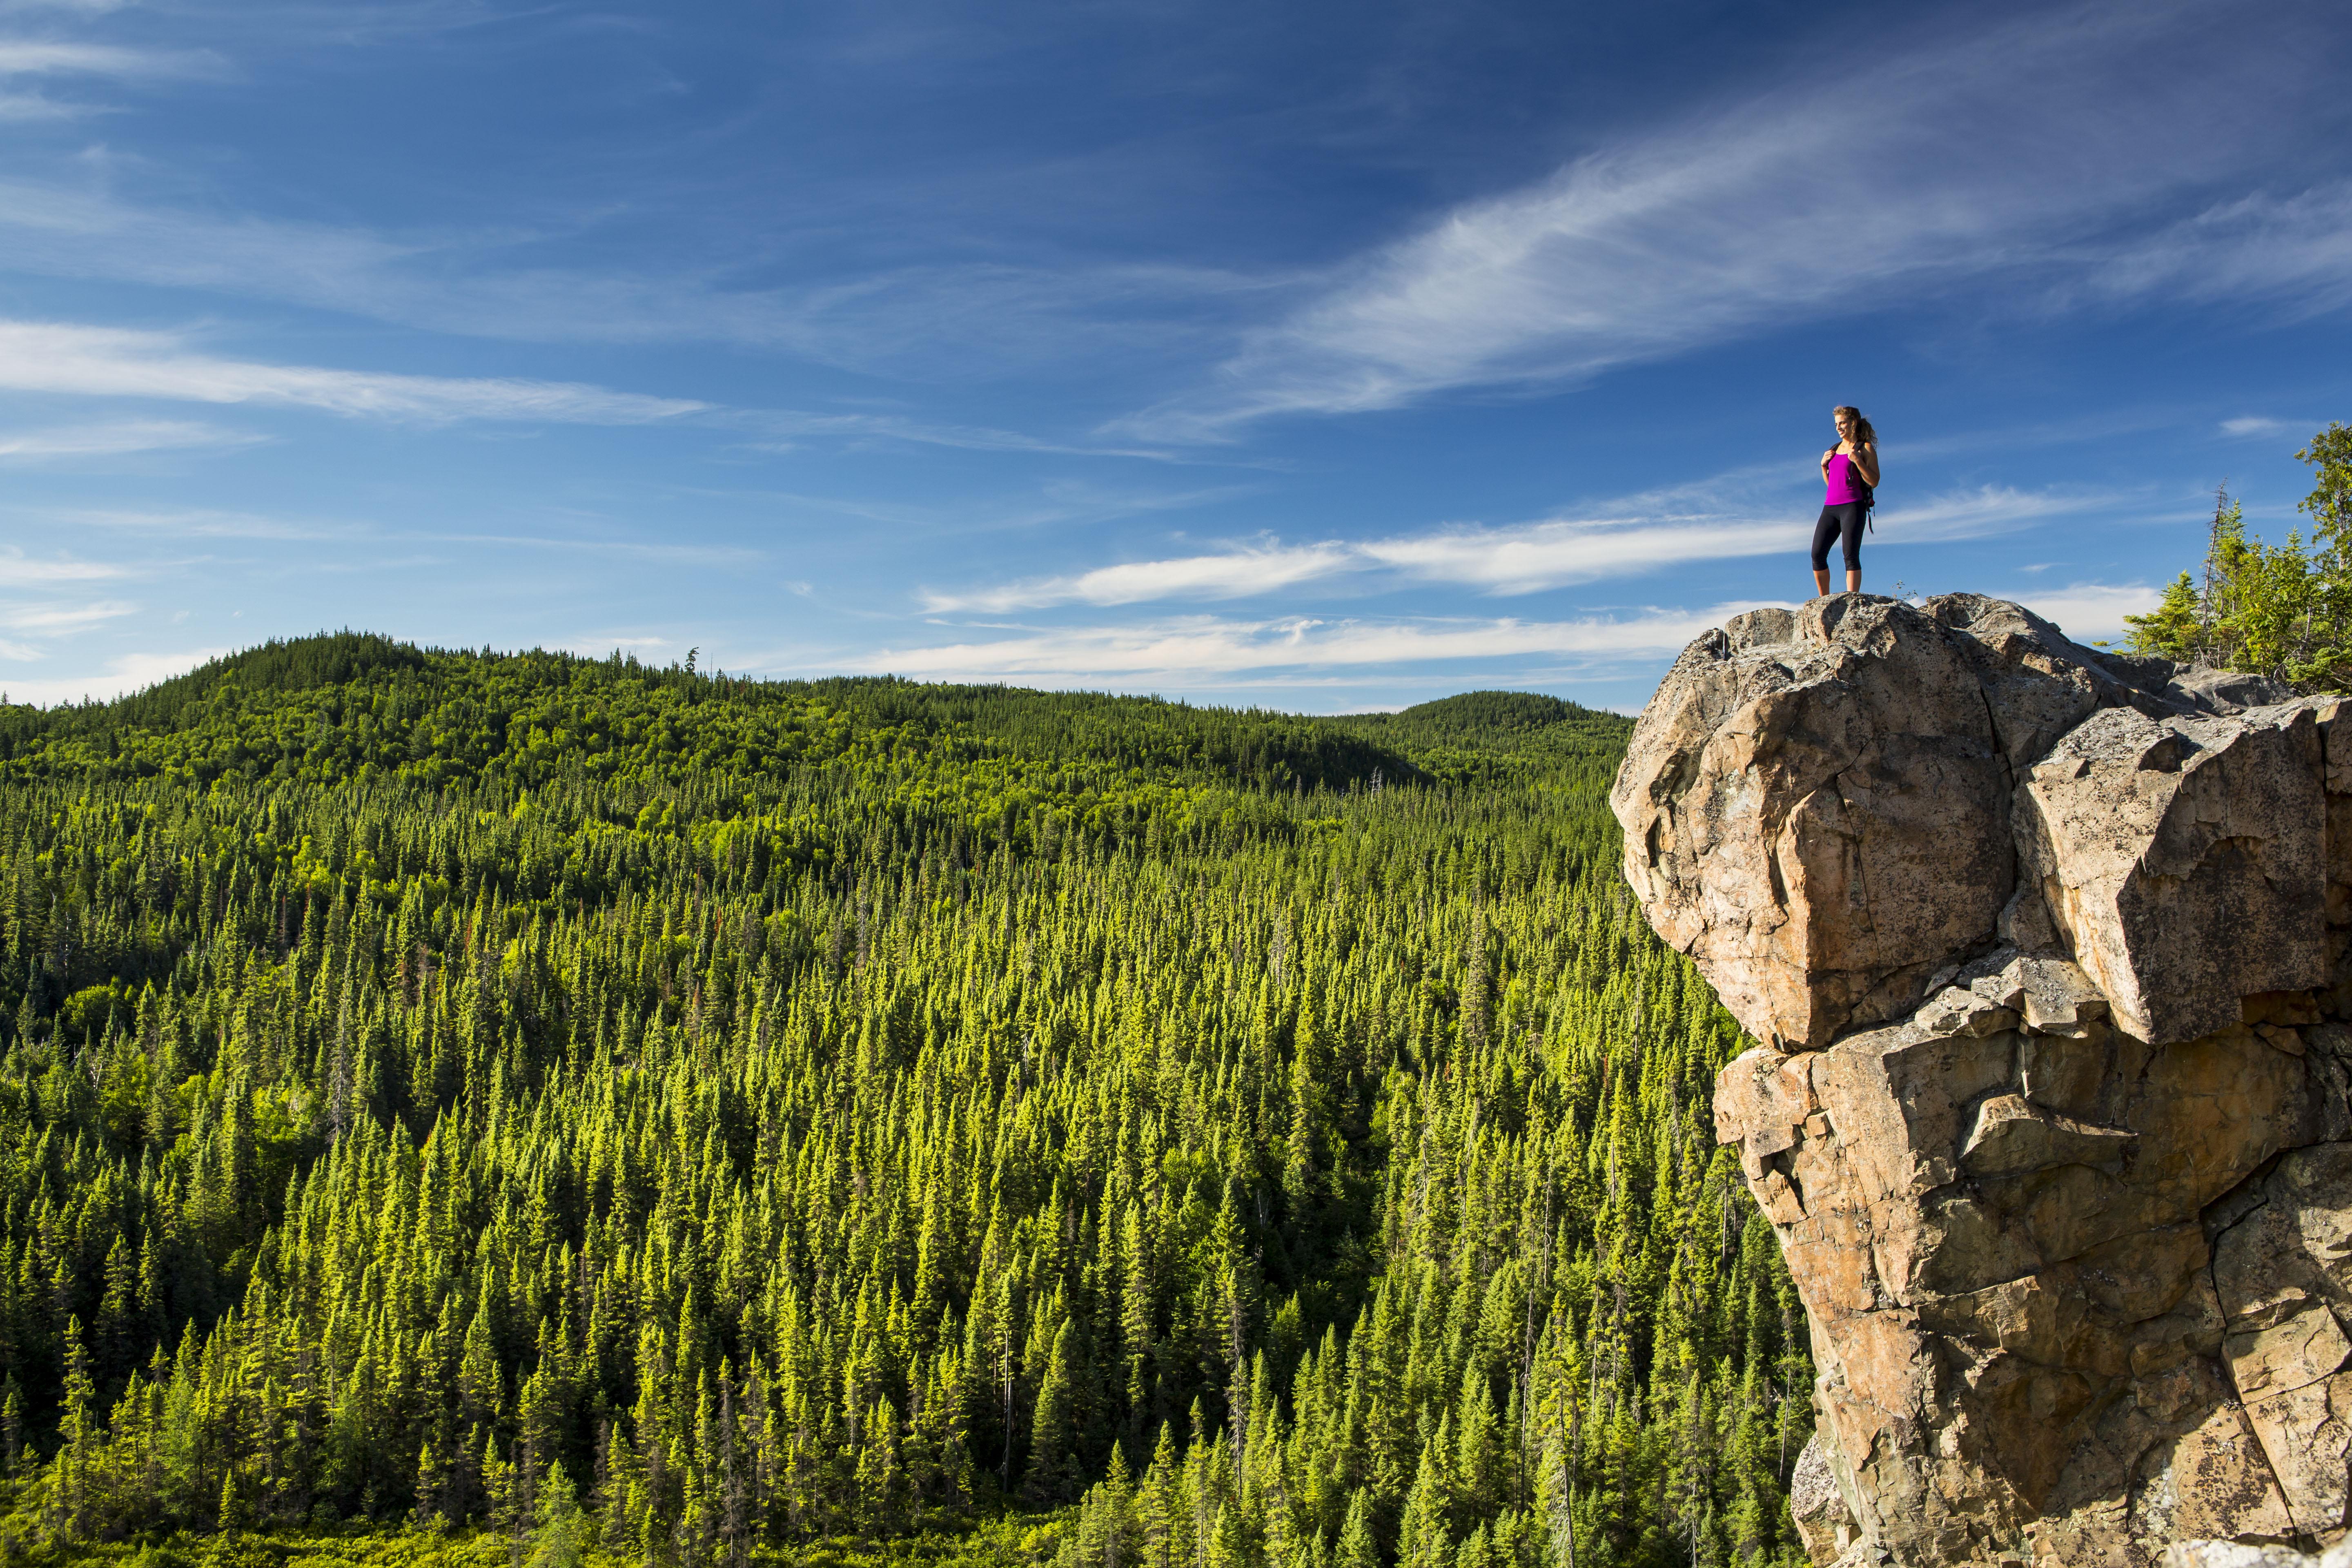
921,480,2123,610
0,41,216,76
0,89,78,118
113,647,215,685
2086,185,2352,318
2219,416,2324,440
1355,517,1789,593
16,504,760,566
1869,486,2127,545
0,174,1250,385
0,597,138,634
411,530,756,565
27,505,341,539
922,542,1356,612
0,546,127,581
0,39,223,116
839,582,2160,693
0,418,263,460
0,177,443,305
734,408,1180,462
0,319,709,424
1122,0,2352,438
1363,485,2120,597
0,316,1130,455
1,646,227,707
856,604,1777,687
2011,582,2166,645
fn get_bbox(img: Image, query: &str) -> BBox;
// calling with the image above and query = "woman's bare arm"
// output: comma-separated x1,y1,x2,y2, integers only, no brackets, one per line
1851,441,1880,487
1821,448,1838,482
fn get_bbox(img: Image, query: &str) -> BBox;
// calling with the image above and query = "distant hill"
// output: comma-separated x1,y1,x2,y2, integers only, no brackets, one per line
1,635,1628,796
114,629,432,713
1331,689,1633,788
2,633,1425,795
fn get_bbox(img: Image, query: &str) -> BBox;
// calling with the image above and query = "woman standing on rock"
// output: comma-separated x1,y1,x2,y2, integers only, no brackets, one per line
1811,405,1879,597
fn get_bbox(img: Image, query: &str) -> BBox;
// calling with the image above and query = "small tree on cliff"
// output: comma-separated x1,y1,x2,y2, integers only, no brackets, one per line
2123,423,2352,690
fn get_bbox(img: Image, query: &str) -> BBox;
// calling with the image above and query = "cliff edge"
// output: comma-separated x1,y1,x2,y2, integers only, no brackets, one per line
1611,594,2352,1568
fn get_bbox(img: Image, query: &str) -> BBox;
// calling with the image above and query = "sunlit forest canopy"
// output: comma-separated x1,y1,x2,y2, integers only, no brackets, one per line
0,635,1806,1568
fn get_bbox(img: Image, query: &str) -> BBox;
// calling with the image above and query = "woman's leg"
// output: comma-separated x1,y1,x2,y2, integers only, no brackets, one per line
1810,509,1840,597
1841,506,1865,593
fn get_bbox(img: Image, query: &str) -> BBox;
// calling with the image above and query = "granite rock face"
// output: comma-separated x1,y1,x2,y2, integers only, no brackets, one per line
1612,594,2352,1568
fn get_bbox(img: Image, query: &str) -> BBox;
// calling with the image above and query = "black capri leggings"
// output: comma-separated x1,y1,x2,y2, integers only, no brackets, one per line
1811,503,1866,572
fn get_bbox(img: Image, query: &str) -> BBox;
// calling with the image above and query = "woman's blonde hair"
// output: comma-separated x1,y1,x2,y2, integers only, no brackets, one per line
1835,405,1877,444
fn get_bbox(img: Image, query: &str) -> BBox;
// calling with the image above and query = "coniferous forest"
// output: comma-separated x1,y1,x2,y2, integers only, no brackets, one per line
0,636,1811,1568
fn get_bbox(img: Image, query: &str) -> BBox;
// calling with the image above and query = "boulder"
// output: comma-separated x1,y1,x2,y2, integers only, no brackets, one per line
1790,1431,1858,1564
1615,595,2343,1053
2018,704,2328,1043
1612,595,2352,1568
1612,597,2020,1049
1614,596,2177,1049
1959,1094,2134,1178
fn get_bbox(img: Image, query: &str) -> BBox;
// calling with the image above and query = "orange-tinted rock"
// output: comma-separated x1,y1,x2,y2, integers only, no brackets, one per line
2018,706,2328,1044
1613,596,2352,1568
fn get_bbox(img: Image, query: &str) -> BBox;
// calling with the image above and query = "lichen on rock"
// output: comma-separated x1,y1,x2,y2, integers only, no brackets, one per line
1612,592,2352,1568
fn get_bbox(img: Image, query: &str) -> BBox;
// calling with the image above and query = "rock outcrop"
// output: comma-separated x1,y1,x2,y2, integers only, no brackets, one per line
1611,595,2352,1568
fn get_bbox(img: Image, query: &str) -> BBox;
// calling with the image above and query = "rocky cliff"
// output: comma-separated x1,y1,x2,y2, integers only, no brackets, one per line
1610,594,2352,1568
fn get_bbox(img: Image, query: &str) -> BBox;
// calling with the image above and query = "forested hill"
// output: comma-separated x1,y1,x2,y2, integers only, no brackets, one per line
0,634,1622,796
0,636,1808,1568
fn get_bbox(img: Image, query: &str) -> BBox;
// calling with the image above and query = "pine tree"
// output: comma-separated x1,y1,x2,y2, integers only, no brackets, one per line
1334,1489,1378,1568
1027,1321,1080,1507
1396,1449,1454,1568
528,1463,588,1568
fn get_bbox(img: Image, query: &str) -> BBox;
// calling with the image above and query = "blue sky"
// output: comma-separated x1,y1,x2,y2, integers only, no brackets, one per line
2,0,2348,713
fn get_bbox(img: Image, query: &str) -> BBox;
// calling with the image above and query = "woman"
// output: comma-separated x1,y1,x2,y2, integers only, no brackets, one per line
1811,406,1879,597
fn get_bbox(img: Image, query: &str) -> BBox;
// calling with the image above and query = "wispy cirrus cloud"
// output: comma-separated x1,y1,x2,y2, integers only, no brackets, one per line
2078,185,2352,318
0,545,129,581
0,418,265,461
0,596,138,636
27,503,758,563
2220,416,2326,440
924,482,2126,610
1867,486,2135,545
25,505,345,539
854,604,1784,688
1122,0,2352,439
872,577,2162,689
0,41,220,76
0,547,145,668
0,37,226,116
0,173,1252,381
0,316,1174,455
1370,483,2121,590
0,319,709,424
731,408,1183,462
920,541,1354,612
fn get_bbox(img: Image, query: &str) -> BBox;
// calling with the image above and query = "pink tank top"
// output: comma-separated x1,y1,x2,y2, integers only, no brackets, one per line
1824,451,1866,506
